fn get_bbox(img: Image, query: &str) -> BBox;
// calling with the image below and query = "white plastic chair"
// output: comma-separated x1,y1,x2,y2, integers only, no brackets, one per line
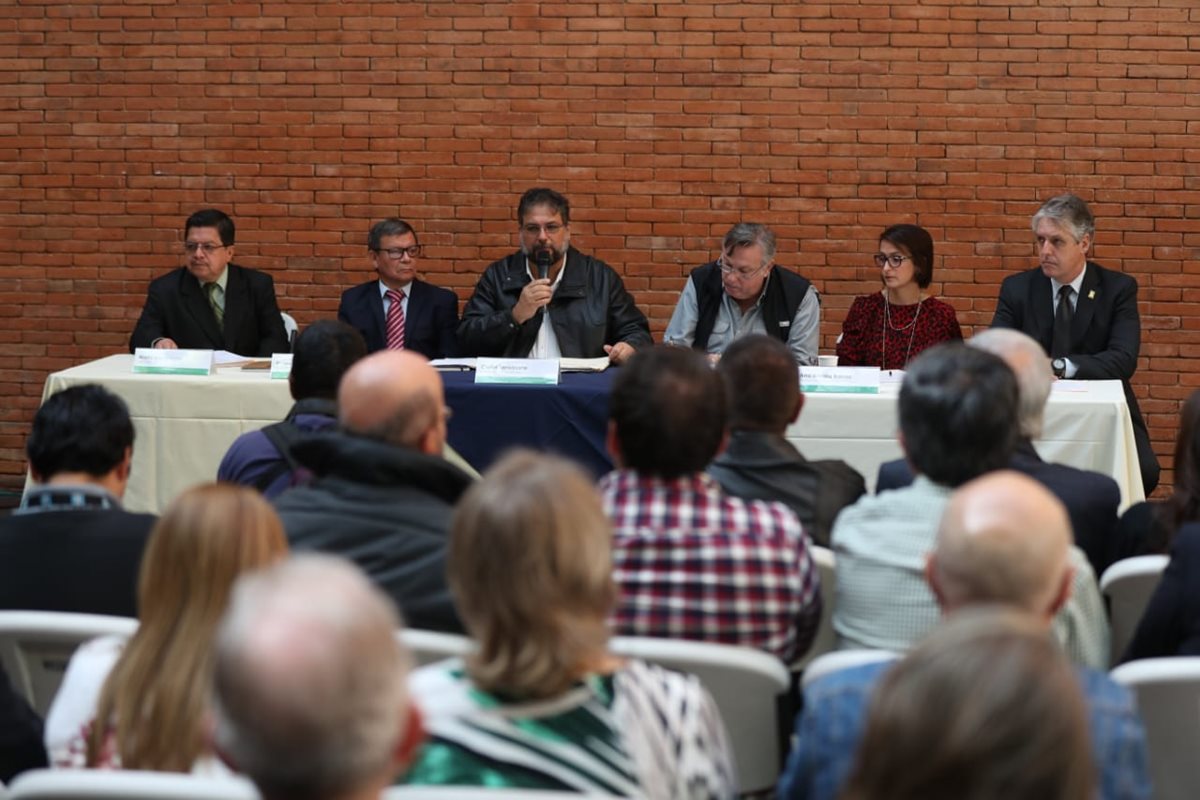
800,648,899,689
5,769,257,800
1110,656,1200,800
1099,555,1169,666
608,635,790,795
397,628,474,668
280,311,298,348
386,789,627,799
0,611,137,716
793,545,836,670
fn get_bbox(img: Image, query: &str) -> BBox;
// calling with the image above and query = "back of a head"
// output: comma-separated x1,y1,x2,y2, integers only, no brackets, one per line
213,554,412,800
842,607,1094,800
1165,388,1200,531
717,335,798,432
289,320,368,402
932,471,1072,618
967,328,1052,440
898,343,1019,487
337,350,443,450
610,346,726,478
450,450,614,699
27,384,133,482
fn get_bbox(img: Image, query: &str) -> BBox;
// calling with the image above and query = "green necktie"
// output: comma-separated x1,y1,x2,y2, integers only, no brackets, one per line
205,282,224,327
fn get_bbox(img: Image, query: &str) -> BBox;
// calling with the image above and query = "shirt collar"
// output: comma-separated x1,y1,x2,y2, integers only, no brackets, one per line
209,267,229,292
525,253,568,288
15,483,123,515
377,279,410,299
1051,262,1087,298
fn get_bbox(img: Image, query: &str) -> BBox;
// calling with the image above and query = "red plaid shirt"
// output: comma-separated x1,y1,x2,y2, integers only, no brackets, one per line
599,470,822,663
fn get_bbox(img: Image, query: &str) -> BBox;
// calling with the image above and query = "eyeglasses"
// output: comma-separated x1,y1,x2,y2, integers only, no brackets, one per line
182,242,229,255
374,245,422,260
522,223,565,236
873,253,911,268
718,256,768,280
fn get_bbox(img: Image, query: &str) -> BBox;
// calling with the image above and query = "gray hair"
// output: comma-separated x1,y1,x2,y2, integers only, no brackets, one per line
212,554,412,800
722,222,776,266
968,329,1052,440
1030,194,1094,244
367,218,417,250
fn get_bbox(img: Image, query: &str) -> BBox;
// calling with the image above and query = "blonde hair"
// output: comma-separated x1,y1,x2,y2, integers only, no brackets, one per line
87,483,288,770
449,450,615,699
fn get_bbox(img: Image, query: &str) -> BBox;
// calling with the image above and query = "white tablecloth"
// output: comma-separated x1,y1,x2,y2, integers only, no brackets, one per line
787,379,1144,511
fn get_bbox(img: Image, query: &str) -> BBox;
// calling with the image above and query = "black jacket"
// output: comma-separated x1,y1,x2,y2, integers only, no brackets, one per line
456,247,652,358
274,432,472,633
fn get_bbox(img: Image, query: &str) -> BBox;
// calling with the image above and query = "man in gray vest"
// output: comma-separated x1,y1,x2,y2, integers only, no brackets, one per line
664,222,819,364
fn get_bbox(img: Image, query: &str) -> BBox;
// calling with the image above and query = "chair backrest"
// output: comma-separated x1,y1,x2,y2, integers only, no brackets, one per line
6,769,258,800
1099,555,1169,666
1110,656,1200,800
397,628,474,668
793,545,836,670
280,311,298,345
385,789,627,799
608,635,790,795
801,648,899,689
0,611,138,716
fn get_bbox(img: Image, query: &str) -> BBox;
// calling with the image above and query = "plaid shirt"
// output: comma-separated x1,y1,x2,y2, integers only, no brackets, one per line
600,469,822,663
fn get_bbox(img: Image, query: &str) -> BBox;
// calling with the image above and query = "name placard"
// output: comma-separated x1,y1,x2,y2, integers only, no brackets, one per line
269,353,294,380
799,366,881,394
475,357,560,385
132,348,213,376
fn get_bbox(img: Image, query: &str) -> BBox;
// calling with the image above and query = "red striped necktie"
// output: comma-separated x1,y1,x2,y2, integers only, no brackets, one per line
385,288,406,350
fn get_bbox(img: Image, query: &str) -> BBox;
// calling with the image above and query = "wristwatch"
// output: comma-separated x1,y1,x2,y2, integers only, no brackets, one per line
1051,357,1067,378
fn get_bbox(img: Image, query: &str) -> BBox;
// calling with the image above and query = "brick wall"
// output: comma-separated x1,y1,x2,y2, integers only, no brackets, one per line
2,0,1198,499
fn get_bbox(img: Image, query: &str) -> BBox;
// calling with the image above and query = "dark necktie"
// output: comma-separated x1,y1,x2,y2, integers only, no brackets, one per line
1051,285,1073,358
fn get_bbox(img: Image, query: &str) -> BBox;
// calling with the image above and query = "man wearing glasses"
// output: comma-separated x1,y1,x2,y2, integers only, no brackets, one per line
338,218,459,358
129,208,290,356
456,187,652,364
664,222,820,365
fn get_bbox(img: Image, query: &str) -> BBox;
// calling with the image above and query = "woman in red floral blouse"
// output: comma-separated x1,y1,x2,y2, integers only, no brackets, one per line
836,224,962,370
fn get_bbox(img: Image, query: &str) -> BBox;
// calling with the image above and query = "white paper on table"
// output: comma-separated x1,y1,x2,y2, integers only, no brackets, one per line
1051,380,1091,393
559,357,610,372
430,358,478,371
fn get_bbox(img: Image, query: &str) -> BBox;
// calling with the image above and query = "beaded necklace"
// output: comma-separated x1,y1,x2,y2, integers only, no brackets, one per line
881,290,924,370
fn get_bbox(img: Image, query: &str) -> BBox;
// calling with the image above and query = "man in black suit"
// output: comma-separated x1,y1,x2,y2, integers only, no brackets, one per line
0,385,156,617
337,217,459,359
991,193,1159,495
876,328,1122,577
129,208,290,357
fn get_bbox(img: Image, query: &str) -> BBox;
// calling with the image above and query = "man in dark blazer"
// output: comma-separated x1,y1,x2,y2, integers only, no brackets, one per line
990,193,1159,495
0,384,155,617
129,208,290,357
876,328,1122,577
337,218,459,359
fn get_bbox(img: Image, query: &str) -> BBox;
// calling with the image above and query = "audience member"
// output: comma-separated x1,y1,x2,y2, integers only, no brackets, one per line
218,320,367,498
708,334,864,546
405,451,735,796
832,342,1108,668
44,483,287,772
130,208,289,356
836,224,962,369
992,192,1159,494
337,217,459,358
664,222,820,365
0,664,47,784
456,187,651,363
273,350,469,633
599,345,821,663
212,555,421,800
876,327,1121,577
838,609,1096,800
0,385,155,617
780,471,1150,800
1123,518,1200,660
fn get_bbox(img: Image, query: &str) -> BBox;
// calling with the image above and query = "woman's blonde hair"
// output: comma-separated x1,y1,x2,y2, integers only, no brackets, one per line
87,483,288,770
449,450,615,699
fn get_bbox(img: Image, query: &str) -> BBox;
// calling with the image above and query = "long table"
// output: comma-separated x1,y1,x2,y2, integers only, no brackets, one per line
34,356,1145,514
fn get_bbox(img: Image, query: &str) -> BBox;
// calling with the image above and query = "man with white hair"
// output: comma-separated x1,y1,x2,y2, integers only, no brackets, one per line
779,471,1150,800
212,554,422,800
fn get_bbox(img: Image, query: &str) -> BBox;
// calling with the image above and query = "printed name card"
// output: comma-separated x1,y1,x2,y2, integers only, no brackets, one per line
799,366,881,394
270,353,294,380
132,348,213,376
475,357,560,385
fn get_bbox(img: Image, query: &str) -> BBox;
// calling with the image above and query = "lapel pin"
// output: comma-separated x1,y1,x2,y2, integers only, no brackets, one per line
1087,290,1096,300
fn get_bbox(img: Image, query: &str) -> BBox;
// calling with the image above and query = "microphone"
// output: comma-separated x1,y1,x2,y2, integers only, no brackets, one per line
535,250,551,280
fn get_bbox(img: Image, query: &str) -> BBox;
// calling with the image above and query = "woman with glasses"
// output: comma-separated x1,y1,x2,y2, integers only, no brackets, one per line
836,224,962,369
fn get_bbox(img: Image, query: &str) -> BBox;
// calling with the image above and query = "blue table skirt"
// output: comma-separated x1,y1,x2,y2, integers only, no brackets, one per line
442,369,616,478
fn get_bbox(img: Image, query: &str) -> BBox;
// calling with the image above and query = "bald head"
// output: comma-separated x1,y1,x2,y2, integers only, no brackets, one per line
968,329,1052,439
337,350,445,454
928,471,1074,621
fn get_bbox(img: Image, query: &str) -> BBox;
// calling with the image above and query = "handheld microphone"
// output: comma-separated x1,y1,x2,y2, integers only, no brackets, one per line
536,250,551,280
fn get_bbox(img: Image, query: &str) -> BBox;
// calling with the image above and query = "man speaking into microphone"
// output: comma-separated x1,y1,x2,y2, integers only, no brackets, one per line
456,187,651,364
